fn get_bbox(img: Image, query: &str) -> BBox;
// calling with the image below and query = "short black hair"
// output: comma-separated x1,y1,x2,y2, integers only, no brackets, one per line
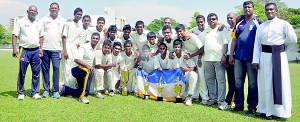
91,32,100,38
123,24,131,31
175,24,185,31
207,13,218,20
196,15,205,22
113,42,122,48
243,1,254,8
147,32,156,39
265,2,277,9
73,7,83,15
97,17,105,23
162,25,172,32
82,15,90,20
173,39,183,47
124,40,133,47
159,42,167,50
50,2,59,8
108,25,117,32
135,20,144,28
102,40,112,47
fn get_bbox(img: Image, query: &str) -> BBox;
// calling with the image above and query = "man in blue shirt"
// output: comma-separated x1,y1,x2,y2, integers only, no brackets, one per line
229,1,263,115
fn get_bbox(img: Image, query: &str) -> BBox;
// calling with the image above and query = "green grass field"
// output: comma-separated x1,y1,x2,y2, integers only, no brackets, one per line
0,50,299,121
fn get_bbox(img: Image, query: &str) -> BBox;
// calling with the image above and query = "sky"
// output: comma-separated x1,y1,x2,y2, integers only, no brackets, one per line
0,0,299,27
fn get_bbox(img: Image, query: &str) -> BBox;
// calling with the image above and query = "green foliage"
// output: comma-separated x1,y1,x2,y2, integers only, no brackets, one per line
188,11,201,30
0,25,5,40
0,25,12,44
146,17,179,34
289,15,300,28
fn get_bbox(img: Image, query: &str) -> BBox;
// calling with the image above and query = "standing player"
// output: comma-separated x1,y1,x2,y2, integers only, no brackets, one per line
41,2,66,99
12,5,44,100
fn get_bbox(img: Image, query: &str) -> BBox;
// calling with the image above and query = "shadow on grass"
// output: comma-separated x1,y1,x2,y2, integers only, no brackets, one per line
0,89,43,98
192,100,288,121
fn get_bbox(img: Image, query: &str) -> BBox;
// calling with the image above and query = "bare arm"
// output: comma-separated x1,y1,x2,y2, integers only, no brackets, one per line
229,38,236,65
12,35,18,58
75,59,94,72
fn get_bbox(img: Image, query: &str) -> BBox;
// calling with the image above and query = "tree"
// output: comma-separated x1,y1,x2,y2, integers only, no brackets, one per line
188,11,201,30
146,17,179,34
0,25,5,40
235,0,287,21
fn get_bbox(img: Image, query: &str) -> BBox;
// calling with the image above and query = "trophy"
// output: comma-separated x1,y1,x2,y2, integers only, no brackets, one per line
144,76,150,100
174,76,183,103
157,76,163,101
121,66,129,96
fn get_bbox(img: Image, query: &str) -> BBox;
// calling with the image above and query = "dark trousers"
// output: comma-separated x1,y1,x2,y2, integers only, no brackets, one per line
41,50,61,93
234,59,258,110
17,47,41,96
225,56,235,105
61,66,93,98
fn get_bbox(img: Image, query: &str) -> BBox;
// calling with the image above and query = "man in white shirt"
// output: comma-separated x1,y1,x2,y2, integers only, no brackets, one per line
158,17,176,38
110,42,123,96
86,17,106,47
175,24,205,103
161,25,175,53
107,25,123,47
167,39,198,106
41,2,66,99
190,15,206,39
201,13,228,110
94,40,117,98
130,21,149,52
137,45,160,74
60,32,100,104
120,24,132,44
121,40,139,93
224,12,236,108
61,8,86,88
252,3,297,119
146,32,159,54
156,43,169,70
189,15,209,103
12,5,44,100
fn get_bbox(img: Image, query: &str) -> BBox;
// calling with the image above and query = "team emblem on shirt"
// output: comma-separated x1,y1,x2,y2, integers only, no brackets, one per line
249,25,253,31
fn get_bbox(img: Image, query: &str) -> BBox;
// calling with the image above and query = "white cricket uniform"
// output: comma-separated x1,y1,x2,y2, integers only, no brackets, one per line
156,53,169,69
190,26,204,39
13,16,44,48
86,27,105,49
41,15,66,50
167,51,198,96
146,39,159,54
189,27,208,100
130,30,149,51
94,51,113,92
61,21,87,88
163,38,174,53
182,33,205,99
73,43,97,67
121,50,138,92
252,17,297,118
110,54,123,91
139,56,160,74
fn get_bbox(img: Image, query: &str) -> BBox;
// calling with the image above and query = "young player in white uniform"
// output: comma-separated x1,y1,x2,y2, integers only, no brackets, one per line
60,32,100,104
61,8,87,88
167,39,198,106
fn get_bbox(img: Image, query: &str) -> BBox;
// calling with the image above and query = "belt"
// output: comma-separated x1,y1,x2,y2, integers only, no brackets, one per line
261,44,285,53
